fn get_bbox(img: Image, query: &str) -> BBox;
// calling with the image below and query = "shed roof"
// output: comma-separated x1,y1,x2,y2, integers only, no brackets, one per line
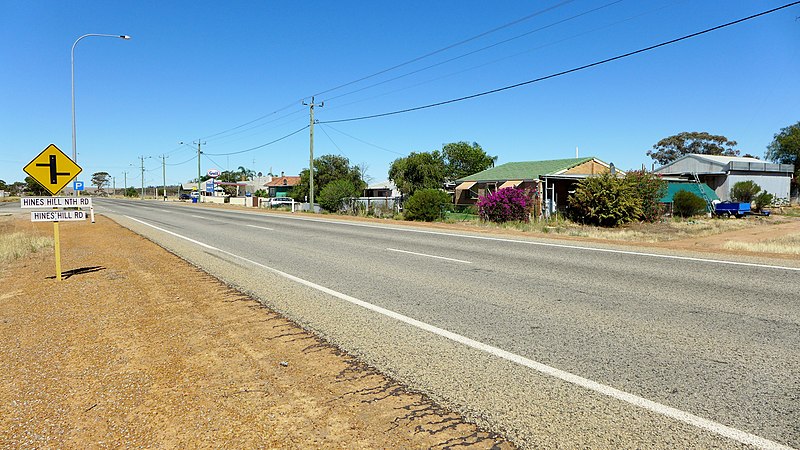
456,157,596,182
660,182,719,203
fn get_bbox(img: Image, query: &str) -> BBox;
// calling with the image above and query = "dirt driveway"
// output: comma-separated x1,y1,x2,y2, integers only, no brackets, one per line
0,216,511,448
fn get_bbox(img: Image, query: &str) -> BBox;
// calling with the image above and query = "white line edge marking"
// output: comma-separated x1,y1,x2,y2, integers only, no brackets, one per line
123,214,791,450
244,224,274,231
387,247,471,264
189,214,205,219
172,207,800,273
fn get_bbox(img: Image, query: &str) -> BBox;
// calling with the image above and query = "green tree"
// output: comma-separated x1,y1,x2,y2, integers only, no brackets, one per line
442,141,497,181
91,171,111,192
123,187,138,197
235,166,255,181
754,191,774,212
24,176,49,196
647,132,739,166
403,189,451,221
568,173,641,227
730,180,761,203
0,179,7,192
10,181,26,196
292,155,365,201
388,151,446,196
766,121,800,179
624,170,666,222
318,179,359,212
673,190,707,217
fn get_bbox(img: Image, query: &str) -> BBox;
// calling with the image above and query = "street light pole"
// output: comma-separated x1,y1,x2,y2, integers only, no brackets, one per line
71,33,131,164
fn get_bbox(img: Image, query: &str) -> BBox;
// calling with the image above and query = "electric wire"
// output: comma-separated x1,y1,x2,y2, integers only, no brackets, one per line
310,0,577,99
324,0,623,103
319,124,405,156
192,1,575,142
323,1,680,114
166,155,197,166
203,125,310,156
199,101,301,141
320,1,800,124
318,124,348,159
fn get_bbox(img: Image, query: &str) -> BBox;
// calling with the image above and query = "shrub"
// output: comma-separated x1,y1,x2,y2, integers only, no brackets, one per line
730,181,761,202
754,191,774,211
624,170,666,222
404,189,451,221
318,179,358,212
477,187,532,223
673,190,707,217
568,173,641,227
253,189,268,198
124,187,138,197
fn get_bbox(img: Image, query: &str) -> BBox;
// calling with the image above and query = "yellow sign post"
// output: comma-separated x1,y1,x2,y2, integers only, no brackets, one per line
23,144,82,282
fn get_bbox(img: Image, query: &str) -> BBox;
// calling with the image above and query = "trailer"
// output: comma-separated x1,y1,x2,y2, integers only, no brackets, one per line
713,202,770,218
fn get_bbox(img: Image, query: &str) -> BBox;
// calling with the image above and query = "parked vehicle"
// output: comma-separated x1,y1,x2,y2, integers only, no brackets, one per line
179,193,191,200
713,202,770,218
269,197,294,207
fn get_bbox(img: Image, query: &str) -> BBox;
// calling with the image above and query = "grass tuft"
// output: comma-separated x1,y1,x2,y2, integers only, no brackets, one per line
0,231,53,266
722,233,800,255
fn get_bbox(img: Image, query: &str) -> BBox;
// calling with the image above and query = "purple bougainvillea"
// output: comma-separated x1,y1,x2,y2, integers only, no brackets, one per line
477,187,532,223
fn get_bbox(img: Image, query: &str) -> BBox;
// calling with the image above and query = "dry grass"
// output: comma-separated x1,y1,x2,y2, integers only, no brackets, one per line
467,215,770,243
0,219,53,266
0,196,20,203
722,233,800,255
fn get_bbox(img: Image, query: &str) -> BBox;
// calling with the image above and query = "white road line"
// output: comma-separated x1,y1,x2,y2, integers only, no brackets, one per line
225,212,800,272
123,215,791,450
386,247,471,264
244,224,274,231
189,214,205,219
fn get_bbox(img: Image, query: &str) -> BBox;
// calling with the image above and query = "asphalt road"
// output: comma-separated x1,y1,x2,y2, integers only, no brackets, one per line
91,199,798,448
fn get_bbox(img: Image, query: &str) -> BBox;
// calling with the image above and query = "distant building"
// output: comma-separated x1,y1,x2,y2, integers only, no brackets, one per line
654,154,794,202
454,157,616,215
265,174,301,198
363,180,400,198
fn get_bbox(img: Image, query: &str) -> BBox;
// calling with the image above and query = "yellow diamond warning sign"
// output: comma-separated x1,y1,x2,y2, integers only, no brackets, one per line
23,144,82,196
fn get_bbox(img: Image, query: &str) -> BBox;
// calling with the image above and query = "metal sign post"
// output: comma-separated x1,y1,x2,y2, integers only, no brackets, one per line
22,144,87,282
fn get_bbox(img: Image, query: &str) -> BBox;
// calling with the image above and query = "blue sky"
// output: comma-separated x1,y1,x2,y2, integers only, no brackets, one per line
2,1,799,188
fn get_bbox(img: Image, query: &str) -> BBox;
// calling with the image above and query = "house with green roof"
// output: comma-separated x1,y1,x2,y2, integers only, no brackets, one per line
454,157,615,211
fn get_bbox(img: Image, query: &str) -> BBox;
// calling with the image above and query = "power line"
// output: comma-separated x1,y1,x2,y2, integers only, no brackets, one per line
199,101,301,141
205,111,308,146
203,125,310,156
166,155,197,166
324,0,623,103
310,0,577,99
191,1,576,142
320,1,800,125
319,124,405,156
318,123,348,159
322,1,680,115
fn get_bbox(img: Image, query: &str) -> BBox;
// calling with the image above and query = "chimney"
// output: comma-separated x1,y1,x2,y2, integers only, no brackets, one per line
281,171,285,177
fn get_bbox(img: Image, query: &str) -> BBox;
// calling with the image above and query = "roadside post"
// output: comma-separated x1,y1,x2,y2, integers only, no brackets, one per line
22,144,89,281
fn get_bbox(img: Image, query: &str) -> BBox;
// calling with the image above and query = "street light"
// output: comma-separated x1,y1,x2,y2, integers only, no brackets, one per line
71,34,131,164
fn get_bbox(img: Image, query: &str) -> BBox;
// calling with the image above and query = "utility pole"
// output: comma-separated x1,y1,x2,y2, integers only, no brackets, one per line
139,155,146,200
303,96,323,209
161,154,169,201
194,140,205,200
123,171,128,193
112,176,115,196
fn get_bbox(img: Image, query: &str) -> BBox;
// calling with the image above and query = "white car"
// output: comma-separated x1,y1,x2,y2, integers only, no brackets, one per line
269,197,294,207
